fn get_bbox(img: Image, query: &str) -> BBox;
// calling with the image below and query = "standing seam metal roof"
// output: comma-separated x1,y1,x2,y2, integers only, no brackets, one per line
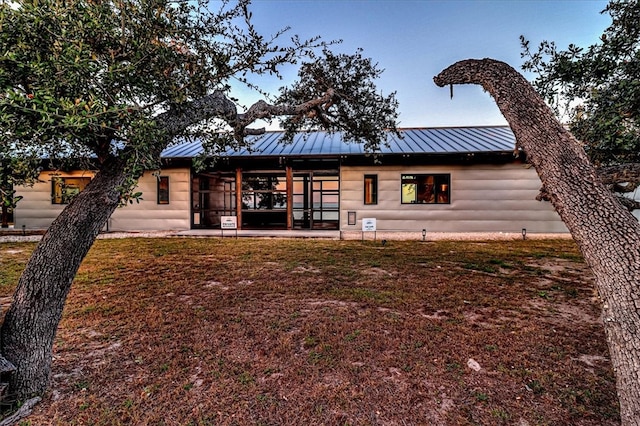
160,126,516,158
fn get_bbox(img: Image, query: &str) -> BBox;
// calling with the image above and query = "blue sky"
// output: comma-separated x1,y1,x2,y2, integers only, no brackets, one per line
238,0,610,129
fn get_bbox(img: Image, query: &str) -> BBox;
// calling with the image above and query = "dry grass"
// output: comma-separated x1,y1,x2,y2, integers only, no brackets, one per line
0,238,618,425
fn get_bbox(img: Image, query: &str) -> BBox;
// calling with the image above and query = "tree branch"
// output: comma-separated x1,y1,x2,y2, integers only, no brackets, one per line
156,88,337,140
598,163,640,192
235,88,336,134
0,396,41,426
615,195,640,211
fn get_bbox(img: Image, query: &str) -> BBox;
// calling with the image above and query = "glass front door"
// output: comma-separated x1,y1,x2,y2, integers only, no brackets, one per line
241,173,288,229
293,172,339,230
191,173,235,228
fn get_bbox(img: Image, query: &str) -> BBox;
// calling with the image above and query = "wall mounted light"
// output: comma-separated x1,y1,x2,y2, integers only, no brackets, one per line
522,228,527,240
422,228,427,241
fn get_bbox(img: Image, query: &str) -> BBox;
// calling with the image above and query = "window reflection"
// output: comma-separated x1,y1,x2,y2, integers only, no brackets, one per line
401,174,450,204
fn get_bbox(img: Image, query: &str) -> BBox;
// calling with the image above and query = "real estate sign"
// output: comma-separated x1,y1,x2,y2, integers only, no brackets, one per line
221,216,238,230
362,218,377,232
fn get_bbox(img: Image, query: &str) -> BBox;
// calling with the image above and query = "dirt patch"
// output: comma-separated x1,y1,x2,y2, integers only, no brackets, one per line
361,267,394,277
292,266,322,274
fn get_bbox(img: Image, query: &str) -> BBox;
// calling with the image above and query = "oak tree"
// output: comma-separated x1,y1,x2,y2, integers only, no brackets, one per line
435,58,640,426
0,0,398,404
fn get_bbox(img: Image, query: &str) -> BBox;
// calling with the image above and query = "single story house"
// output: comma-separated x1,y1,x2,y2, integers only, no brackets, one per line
14,126,570,234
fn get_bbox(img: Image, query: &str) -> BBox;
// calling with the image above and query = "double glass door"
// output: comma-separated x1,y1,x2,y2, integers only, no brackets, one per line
293,172,339,230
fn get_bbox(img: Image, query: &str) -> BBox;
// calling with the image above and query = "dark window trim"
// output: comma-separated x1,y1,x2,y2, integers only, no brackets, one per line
364,174,378,205
400,173,451,205
157,176,170,204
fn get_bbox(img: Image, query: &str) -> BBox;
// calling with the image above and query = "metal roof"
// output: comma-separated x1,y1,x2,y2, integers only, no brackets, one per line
160,126,516,159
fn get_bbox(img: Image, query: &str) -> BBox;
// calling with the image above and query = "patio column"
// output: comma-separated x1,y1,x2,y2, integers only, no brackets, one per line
286,165,293,230
235,168,242,230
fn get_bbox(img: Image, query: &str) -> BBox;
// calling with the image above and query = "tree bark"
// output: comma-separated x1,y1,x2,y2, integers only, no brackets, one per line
0,205,8,228
0,157,129,398
435,58,640,425
0,88,343,402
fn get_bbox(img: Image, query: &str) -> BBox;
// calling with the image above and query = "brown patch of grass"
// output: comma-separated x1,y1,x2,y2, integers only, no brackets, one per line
0,238,618,425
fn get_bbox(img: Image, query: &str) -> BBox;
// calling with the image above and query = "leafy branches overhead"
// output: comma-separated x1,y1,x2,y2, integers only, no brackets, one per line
0,0,401,405
521,0,640,168
1,0,291,161
277,48,399,151
0,0,398,179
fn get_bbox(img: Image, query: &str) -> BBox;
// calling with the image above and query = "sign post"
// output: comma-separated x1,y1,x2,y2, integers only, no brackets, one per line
361,217,377,241
220,216,238,239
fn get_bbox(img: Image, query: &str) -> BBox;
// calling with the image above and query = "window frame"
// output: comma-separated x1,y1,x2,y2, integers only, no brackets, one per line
241,174,287,211
157,176,170,205
51,176,91,205
400,173,451,205
364,174,378,205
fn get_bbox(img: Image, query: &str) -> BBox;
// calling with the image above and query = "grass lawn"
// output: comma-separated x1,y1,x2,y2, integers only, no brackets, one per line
0,237,618,425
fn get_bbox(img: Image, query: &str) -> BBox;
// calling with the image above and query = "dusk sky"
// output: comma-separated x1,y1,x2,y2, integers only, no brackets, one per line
237,0,610,129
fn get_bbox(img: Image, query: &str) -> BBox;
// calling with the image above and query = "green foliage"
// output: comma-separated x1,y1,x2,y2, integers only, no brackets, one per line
277,48,399,151
1,0,196,161
0,0,398,202
0,158,39,212
521,0,640,167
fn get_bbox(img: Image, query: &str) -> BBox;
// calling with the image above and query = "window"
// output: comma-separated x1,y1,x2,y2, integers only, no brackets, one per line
401,174,450,204
364,174,378,205
157,176,170,204
242,175,286,210
52,176,91,204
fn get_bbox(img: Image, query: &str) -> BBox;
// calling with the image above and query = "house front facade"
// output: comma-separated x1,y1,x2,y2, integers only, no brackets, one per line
13,126,569,234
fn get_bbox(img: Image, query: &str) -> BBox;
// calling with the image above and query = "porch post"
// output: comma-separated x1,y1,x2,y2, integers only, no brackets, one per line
235,168,242,230
286,165,293,230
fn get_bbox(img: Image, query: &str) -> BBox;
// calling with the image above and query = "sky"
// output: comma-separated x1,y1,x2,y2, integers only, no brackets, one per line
236,0,611,129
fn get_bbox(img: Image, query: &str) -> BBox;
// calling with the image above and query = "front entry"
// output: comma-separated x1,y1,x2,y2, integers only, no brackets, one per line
292,172,339,229
191,168,339,230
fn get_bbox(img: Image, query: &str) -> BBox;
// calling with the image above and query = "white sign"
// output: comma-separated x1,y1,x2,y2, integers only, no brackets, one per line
362,217,377,232
220,216,238,230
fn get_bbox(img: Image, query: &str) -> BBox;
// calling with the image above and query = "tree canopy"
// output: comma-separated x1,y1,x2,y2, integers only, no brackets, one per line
0,0,400,405
521,0,640,206
0,0,398,186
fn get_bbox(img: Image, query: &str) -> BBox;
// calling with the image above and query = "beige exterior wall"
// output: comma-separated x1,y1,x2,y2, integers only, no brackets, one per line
14,170,95,230
13,162,570,234
340,163,568,233
14,168,192,231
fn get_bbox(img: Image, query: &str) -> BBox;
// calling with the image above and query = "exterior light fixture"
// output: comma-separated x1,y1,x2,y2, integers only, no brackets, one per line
522,228,527,240
22,224,25,236
422,228,427,241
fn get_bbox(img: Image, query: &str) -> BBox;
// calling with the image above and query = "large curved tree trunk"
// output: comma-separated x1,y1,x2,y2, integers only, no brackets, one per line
0,91,254,401
435,58,640,425
0,157,128,398
0,93,227,400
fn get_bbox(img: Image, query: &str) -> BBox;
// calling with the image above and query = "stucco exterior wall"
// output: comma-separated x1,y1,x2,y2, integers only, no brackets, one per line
14,170,96,230
14,162,571,234
339,163,568,233
14,168,192,231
